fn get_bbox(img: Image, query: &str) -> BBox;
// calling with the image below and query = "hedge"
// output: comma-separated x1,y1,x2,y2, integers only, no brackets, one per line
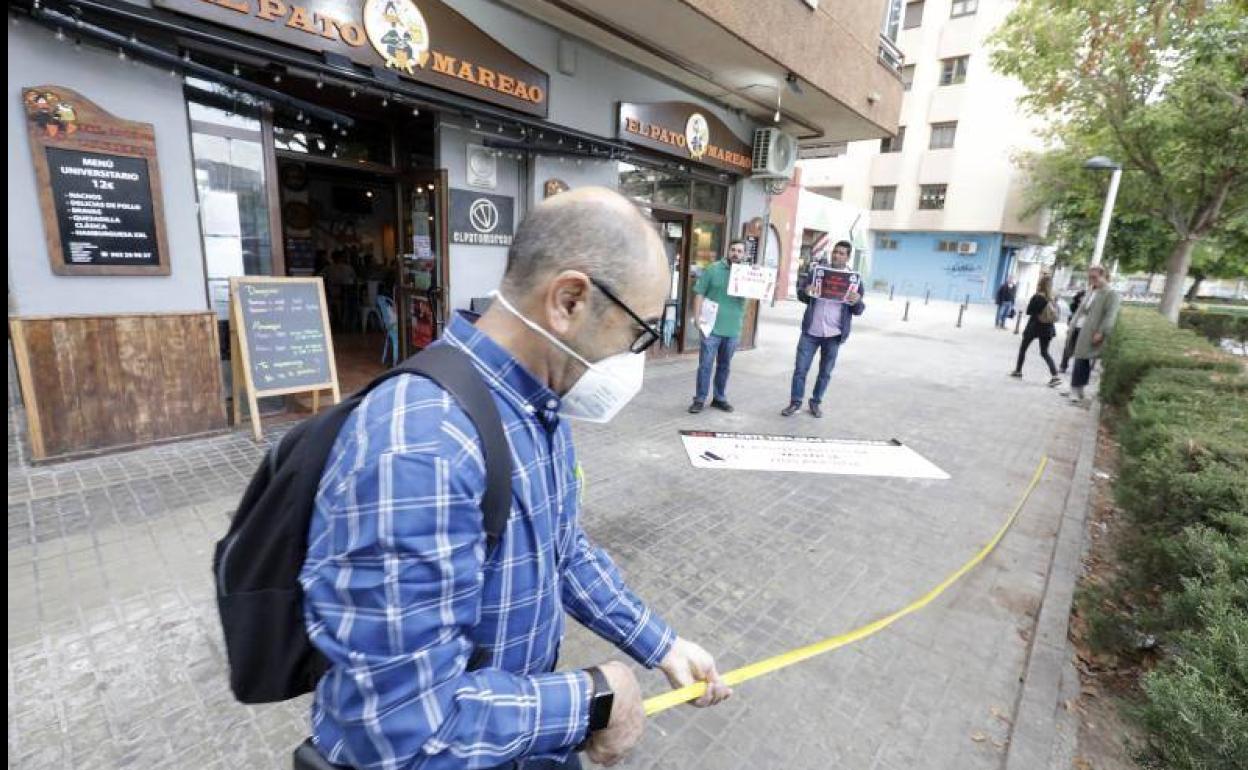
1088,312,1247,770
1098,308,1240,406
1180,307,1248,348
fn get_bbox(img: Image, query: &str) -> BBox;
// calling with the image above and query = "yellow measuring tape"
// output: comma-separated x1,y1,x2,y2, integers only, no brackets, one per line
643,456,1049,716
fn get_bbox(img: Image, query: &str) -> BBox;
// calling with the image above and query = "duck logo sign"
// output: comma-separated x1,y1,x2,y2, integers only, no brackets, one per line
364,0,430,74
685,113,710,161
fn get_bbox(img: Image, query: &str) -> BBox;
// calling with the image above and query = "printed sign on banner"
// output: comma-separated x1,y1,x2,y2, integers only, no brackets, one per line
728,264,777,300
680,431,950,479
812,267,861,302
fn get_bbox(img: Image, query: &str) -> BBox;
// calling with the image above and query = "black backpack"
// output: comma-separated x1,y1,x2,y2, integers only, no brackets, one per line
213,344,513,704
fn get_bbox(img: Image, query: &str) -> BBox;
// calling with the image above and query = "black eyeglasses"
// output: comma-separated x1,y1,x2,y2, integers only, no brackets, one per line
589,278,663,354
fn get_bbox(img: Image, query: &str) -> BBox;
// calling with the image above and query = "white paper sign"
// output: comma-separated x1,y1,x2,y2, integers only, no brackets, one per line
680,431,950,479
204,236,245,279
698,298,719,336
201,191,242,237
728,264,778,300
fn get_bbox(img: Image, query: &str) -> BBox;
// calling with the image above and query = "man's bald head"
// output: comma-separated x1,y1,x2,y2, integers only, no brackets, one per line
501,187,665,302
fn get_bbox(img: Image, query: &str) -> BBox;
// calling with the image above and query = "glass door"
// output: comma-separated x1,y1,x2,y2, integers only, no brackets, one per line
398,170,448,357
654,214,688,356
682,219,725,350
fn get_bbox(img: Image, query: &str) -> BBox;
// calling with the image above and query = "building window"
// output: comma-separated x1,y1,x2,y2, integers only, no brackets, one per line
881,127,906,153
929,121,957,149
936,239,959,252
809,186,843,200
882,0,904,40
903,1,924,29
950,0,978,17
872,186,897,210
920,184,948,210
877,235,899,250
901,64,916,91
940,56,969,86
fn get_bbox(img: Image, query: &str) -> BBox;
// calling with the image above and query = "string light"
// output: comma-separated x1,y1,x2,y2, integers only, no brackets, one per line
117,48,126,61
54,28,64,42
412,107,420,117
474,119,481,130
349,89,357,98
381,97,388,107
233,65,240,77
316,77,324,89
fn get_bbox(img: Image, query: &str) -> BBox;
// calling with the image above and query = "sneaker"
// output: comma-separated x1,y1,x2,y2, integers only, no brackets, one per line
688,401,704,414
1009,371,1023,378
809,402,823,418
780,402,801,417
1048,376,1063,388
711,400,734,413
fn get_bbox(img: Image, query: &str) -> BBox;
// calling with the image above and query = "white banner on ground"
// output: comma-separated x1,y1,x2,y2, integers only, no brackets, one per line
728,264,778,300
679,431,950,479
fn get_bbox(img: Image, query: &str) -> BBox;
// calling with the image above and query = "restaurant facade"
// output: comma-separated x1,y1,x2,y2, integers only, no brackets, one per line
8,0,904,460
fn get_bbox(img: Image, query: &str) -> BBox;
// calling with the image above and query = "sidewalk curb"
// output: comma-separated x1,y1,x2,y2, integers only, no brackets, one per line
1004,401,1101,770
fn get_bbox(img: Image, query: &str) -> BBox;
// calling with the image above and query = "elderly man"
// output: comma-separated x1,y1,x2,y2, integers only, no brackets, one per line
781,240,866,418
300,188,730,770
1065,265,1121,406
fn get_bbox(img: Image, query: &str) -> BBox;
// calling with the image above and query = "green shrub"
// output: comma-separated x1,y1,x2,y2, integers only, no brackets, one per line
1180,308,1248,347
1134,606,1248,770
1099,309,1240,406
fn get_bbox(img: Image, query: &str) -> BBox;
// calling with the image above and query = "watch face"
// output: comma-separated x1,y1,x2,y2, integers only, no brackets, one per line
589,690,614,732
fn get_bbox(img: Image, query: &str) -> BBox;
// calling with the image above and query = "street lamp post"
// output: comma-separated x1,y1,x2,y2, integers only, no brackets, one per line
1084,156,1122,268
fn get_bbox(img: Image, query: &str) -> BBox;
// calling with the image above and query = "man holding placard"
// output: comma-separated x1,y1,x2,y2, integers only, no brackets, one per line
688,240,748,414
781,240,866,418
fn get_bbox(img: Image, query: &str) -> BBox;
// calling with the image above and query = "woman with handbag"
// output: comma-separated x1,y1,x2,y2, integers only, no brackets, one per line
1010,275,1062,386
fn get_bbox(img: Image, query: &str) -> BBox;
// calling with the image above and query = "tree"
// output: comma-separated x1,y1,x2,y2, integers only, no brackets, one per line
992,0,1248,321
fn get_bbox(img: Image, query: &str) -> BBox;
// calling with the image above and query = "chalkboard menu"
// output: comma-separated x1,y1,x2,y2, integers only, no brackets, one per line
23,85,170,276
235,280,333,391
46,147,160,267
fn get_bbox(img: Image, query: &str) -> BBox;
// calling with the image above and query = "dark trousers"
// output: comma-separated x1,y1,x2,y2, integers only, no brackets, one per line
1071,358,1094,389
995,301,1014,328
790,333,842,405
1061,327,1080,371
695,333,738,403
1015,330,1057,376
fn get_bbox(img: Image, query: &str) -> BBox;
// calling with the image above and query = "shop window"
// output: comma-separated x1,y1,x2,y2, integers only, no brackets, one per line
903,1,924,29
920,184,948,210
951,0,978,17
881,127,906,153
936,239,959,251
871,186,897,210
691,180,728,213
654,173,691,209
186,81,275,320
877,235,899,250
619,162,657,203
929,122,957,149
273,117,392,166
940,56,969,86
809,186,843,200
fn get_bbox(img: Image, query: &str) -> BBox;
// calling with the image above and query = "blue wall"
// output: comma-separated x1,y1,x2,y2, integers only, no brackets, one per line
866,231,1009,302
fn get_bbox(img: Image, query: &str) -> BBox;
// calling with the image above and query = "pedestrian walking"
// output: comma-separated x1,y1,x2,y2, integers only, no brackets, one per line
994,278,1018,329
297,188,730,770
1009,275,1062,386
1065,265,1121,406
781,240,866,418
688,240,748,414
1059,288,1086,374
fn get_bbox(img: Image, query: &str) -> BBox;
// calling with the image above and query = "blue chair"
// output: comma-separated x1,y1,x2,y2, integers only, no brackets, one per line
377,295,399,366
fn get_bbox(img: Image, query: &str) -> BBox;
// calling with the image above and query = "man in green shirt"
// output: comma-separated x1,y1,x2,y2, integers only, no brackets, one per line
689,240,748,413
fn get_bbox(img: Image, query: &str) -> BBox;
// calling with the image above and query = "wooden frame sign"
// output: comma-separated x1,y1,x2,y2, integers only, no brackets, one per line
229,277,341,440
23,86,171,276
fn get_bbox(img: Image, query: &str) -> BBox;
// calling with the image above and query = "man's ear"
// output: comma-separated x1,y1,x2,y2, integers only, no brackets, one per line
546,270,592,335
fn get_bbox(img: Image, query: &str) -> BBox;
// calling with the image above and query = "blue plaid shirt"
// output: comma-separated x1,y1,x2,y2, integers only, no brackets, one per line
300,314,676,770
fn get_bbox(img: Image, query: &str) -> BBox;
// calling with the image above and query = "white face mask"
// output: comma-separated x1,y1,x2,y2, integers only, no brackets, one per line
490,291,645,423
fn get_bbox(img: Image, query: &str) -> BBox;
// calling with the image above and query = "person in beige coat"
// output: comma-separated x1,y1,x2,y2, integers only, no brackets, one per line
1065,265,1121,404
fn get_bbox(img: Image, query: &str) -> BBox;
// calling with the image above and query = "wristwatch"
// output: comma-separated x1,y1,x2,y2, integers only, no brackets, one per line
577,666,614,750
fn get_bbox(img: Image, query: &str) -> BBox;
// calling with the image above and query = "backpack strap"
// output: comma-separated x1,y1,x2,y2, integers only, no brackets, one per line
390,345,513,546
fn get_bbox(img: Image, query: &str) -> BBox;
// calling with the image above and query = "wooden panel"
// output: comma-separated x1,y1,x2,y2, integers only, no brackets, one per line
10,313,226,461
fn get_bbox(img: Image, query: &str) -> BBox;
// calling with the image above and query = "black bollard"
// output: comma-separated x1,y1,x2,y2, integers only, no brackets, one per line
964,293,970,309
957,304,965,328
889,284,896,301
1014,307,1024,335
925,289,931,305
903,300,910,322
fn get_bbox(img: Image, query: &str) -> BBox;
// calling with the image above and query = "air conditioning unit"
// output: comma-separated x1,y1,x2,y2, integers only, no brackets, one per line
752,128,798,179
958,241,978,255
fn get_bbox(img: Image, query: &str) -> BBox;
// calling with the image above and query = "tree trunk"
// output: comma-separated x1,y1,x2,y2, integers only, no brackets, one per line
1185,273,1205,301
1158,238,1198,323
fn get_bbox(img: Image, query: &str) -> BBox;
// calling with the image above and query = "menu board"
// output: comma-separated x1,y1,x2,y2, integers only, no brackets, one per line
23,86,170,275
229,277,340,441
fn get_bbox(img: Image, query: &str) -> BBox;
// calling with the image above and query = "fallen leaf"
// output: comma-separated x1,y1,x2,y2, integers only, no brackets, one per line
971,731,988,743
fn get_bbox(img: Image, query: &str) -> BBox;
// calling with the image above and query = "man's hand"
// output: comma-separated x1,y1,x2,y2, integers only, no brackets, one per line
1092,331,1105,345
584,662,644,767
658,637,732,707
845,290,861,305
